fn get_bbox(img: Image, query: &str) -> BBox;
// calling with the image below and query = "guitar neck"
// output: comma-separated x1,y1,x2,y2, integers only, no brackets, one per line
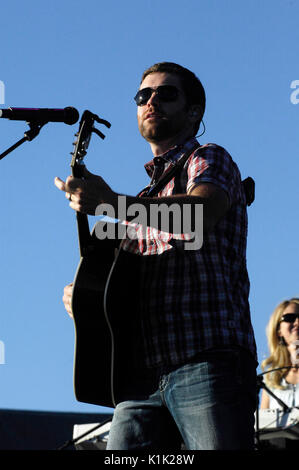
70,110,111,258
72,164,93,258
75,212,93,257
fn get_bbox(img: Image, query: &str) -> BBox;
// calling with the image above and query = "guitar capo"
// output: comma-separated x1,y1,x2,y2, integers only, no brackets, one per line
82,110,111,140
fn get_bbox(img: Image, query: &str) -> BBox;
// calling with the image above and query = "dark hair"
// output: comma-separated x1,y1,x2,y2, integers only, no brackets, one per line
140,62,206,135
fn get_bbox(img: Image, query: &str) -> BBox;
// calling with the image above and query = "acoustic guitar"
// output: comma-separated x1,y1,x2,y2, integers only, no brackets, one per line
70,110,136,408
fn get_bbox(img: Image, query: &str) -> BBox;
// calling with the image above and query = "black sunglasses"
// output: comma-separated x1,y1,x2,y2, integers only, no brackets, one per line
280,313,299,323
134,85,180,106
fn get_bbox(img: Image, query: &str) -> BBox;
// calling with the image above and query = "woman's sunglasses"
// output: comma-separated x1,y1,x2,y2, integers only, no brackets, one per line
134,85,180,106
280,313,299,323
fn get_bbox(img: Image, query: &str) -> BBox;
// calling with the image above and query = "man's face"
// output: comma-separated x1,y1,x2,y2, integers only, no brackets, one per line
136,72,191,144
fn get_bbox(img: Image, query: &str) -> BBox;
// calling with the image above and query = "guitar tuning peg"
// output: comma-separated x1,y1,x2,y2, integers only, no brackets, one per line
92,127,105,139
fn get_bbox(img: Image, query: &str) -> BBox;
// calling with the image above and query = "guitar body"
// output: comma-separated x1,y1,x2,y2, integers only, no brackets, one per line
71,223,140,408
67,111,117,407
71,227,115,407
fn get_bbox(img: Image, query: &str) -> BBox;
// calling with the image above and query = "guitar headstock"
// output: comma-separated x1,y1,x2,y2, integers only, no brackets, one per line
70,110,111,177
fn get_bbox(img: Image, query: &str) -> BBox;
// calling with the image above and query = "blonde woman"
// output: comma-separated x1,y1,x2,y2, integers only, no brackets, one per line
260,298,299,409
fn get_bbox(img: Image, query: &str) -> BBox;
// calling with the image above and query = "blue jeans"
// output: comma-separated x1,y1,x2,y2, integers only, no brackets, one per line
106,348,257,450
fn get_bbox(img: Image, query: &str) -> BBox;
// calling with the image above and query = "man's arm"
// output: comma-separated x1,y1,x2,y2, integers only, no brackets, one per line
55,169,230,234
120,183,229,234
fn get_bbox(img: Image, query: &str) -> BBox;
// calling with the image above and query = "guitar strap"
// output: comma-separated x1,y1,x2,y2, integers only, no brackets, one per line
139,143,200,198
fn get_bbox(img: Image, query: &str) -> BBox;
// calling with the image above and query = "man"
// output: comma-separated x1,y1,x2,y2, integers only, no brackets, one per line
55,62,257,450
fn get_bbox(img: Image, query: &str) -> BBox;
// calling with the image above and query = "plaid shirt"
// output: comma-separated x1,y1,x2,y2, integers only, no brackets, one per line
122,137,257,368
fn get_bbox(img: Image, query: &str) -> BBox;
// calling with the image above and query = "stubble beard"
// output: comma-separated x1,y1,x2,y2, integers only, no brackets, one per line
139,105,190,144
139,119,174,143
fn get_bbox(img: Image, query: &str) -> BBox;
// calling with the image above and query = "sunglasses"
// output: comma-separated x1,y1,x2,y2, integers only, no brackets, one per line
134,85,180,106
280,313,299,323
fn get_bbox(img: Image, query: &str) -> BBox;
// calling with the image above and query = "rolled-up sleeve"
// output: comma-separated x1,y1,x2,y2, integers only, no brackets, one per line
186,144,241,204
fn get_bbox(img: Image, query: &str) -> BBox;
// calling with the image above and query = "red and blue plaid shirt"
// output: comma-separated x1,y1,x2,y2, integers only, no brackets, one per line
122,137,257,368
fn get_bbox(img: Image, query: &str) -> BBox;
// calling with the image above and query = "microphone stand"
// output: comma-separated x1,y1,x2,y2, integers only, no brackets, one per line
0,121,47,160
255,366,296,449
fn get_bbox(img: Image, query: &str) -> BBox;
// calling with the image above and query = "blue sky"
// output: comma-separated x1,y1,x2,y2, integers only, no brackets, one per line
0,0,298,415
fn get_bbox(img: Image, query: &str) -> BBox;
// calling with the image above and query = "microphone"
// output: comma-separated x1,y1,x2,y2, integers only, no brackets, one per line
0,106,79,125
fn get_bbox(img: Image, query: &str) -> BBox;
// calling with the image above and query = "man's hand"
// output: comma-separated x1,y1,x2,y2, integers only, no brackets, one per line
63,283,74,319
54,167,116,215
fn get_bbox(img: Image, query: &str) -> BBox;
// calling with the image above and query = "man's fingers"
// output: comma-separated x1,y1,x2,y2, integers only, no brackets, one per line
64,283,73,295
63,283,73,319
54,176,66,191
55,172,105,215
66,175,85,192
55,175,83,193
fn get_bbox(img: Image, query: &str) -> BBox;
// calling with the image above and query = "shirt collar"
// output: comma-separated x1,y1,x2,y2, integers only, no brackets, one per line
144,137,199,177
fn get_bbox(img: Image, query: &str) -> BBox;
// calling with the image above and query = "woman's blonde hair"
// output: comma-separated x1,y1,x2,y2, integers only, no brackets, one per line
261,297,299,389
